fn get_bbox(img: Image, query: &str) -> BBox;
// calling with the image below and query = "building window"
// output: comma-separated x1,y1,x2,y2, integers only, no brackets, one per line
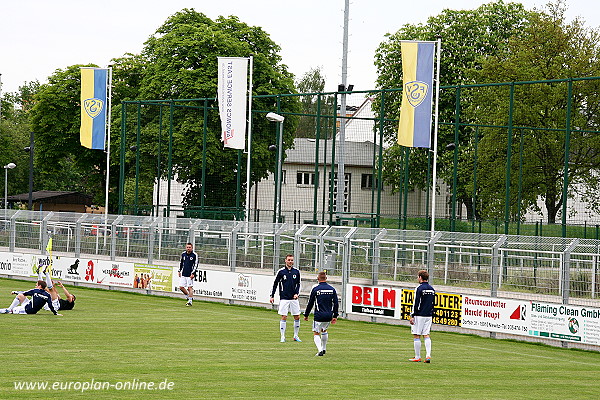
361,174,373,190
297,171,316,186
361,173,381,190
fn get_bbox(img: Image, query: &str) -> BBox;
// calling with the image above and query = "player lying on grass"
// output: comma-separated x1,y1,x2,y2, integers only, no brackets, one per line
0,280,62,316
36,266,76,312
43,281,76,312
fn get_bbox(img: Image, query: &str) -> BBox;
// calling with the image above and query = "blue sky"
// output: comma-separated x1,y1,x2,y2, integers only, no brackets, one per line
1,0,598,95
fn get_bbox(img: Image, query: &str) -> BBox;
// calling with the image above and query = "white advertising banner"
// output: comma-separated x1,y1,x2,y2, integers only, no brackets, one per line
48,256,96,283
529,301,600,345
461,294,529,336
173,267,273,304
0,251,31,277
461,295,600,346
217,57,248,150
95,259,134,288
346,284,401,319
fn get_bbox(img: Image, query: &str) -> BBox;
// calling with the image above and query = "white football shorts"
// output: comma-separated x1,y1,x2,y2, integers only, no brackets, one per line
411,316,433,336
312,320,331,333
43,298,61,312
278,299,300,316
12,298,31,314
179,276,194,288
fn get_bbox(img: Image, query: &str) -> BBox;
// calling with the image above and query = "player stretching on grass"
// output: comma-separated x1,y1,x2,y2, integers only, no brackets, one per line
409,270,435,363
0,280,62,316
179,242,198,306
43,281,76,312
35,266,76,312
303,271,338,356
270,254,302,342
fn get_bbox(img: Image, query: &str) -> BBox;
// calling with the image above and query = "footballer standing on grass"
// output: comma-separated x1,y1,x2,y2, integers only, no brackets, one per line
303,271,338,356
270,254,302,342
179,242,198,306
409,269,435,363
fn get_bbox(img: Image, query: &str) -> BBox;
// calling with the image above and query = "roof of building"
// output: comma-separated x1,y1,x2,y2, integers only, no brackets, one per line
285,138,379,167
7,191,94,205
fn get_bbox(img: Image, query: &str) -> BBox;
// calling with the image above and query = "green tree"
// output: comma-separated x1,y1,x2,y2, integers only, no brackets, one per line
374,1,529,220
295,67,335,138
124,9,300,210
1,81,45,204
29,65,107,203
26,9,299,213
467,1,600,224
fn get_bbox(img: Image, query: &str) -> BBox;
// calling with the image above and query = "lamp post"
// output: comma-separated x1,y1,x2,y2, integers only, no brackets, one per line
24,131,34,210
266,112,285,223
4,162,16,210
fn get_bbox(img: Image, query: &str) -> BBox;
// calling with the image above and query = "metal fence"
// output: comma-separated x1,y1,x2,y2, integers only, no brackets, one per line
1,210,598,309
117,77,600,239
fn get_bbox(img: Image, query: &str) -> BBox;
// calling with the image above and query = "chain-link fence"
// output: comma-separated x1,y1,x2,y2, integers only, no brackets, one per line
116,77,600,238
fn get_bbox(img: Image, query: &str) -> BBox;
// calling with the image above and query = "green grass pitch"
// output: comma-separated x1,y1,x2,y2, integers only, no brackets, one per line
0,277,598,400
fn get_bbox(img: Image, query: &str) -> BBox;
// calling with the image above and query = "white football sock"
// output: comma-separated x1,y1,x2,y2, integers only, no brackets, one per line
280,320,286,337
313,335,322,352
293,319,300,337
8,297,20,311
45,272,53,289
424,337,431,358
414,338,422,358
321,331,328,351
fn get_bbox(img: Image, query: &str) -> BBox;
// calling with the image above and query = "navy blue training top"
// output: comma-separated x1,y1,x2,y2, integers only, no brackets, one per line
411,281,435,317
303,281,339,322
179,251,198,277
22,288,58,315
270,267,301,300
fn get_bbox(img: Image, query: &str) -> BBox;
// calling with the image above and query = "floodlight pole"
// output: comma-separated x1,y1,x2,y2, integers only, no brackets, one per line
336,0,350,223
25,132,34,210
266,112,285,223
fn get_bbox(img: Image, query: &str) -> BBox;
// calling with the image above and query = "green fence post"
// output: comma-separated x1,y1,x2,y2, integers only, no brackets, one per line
472,126,479,233
562,79,573,238
329,94,338,225
118,102,127,214
504,83,515,235
167,101,174,218
201,99,208,219
313,94,322,224
516,128,525,235
451,86,461,232
376,90,385,228
134,102,141,215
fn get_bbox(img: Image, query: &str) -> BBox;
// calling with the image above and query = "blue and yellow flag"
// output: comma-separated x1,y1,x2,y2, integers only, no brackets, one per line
80,68,108,150
398,41,435,148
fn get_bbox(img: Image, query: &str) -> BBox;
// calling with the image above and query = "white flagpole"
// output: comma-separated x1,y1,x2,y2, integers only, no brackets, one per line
104,67,113,240
244,56,254,225
430,38,442,233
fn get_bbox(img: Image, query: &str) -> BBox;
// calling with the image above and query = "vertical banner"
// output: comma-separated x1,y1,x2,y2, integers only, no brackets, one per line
217,57,248,150
80,68,108,150
398,41,435,148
